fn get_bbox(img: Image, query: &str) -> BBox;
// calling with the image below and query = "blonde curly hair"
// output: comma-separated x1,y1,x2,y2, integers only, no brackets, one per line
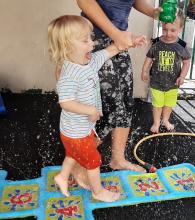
48,15,93,65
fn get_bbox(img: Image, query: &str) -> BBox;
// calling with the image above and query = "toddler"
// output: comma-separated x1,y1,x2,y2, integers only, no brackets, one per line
48,15,146,202
141,9,191,133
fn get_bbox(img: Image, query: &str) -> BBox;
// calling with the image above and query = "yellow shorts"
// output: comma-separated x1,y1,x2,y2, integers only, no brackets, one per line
150,88,178,107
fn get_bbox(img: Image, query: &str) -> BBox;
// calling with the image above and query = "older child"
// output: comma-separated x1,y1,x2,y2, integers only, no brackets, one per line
141,9,191,133
48,15,146,202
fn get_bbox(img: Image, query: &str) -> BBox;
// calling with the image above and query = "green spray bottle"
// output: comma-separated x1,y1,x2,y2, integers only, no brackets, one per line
159,0,178,23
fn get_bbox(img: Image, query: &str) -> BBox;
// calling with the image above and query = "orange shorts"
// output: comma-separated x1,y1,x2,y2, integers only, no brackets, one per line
60,131,102,170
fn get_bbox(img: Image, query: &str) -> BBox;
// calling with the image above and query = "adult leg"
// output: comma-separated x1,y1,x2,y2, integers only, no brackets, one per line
54,157,76,197
95,36,145,172
109,51,145,172
110,127,145,172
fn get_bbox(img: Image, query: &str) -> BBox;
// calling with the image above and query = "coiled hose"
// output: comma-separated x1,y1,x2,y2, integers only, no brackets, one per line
133,132,195,173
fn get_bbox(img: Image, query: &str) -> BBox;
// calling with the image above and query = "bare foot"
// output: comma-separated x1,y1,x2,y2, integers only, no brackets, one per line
54,174,70,197
163,121,174,131
92,188,120,202
110,160,146,173
150,123,160,133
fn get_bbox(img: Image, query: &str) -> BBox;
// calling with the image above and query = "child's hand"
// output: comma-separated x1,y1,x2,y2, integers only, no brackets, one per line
88,107,102,123
132,35,147,48
141,71,149,82
175,76,185,86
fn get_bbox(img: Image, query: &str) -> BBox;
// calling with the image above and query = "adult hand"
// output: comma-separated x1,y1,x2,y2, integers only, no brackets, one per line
153,7,163,20
113,30,148,51
112,30,134,51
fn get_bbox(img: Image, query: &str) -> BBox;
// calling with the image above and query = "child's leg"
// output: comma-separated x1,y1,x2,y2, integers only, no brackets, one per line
162,106,174,130
54,156,76,197
151,107,162,133
59,133,90,190
70,133,102,190
162,89,178,131
87,167,120,202
150,88,164,133
59,131,103,191
71,163,90,190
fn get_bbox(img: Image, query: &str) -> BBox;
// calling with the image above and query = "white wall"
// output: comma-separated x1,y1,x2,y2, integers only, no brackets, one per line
0,0,80,92
0,0,154,98
129,7,154,98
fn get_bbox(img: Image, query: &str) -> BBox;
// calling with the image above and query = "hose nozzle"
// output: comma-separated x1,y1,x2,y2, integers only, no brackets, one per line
144,163,157,173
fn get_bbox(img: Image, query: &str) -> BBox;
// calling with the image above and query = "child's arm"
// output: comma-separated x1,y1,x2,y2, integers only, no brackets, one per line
141,57,153,82
175,59,191,86
105,44,120,59
59,101,102,123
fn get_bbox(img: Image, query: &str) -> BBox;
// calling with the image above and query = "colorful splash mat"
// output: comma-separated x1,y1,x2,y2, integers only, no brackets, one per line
0,163,195,220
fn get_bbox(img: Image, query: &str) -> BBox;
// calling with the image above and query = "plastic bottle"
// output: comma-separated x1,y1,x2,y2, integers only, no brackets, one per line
159,0,178,23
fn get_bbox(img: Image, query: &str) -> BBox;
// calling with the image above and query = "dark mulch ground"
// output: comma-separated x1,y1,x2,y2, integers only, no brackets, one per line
0,92,195,220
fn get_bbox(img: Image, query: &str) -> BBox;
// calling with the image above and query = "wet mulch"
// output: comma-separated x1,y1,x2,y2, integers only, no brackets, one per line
0,92,195,220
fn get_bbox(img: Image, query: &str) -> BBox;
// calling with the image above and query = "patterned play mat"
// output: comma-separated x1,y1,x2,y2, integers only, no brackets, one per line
0,163,195,220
